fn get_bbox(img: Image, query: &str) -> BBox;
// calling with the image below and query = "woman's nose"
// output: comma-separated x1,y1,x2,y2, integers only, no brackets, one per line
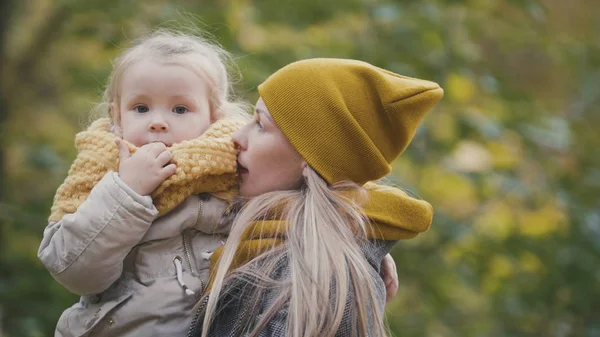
232,129,246,150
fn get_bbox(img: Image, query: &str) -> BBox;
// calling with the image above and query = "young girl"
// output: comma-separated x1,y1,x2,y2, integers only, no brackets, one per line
192,58,443,336
38,30,248,336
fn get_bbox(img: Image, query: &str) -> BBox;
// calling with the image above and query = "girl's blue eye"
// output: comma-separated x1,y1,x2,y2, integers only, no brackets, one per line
173,106,189,114
134,105,149,113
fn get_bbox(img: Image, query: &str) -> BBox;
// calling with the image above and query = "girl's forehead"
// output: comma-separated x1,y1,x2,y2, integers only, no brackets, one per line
120,59,205,88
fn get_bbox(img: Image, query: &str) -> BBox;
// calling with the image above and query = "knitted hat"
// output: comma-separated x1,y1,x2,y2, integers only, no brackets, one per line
257,58,443,185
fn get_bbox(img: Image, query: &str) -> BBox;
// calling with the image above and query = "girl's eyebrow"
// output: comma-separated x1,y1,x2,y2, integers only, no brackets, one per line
122,93,151,102
171,94,196,102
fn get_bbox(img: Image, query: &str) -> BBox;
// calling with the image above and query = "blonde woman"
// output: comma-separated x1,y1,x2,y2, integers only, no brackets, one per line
191,58,443,337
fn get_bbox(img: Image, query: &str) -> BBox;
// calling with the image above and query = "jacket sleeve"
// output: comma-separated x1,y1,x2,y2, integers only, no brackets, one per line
38,171,159,296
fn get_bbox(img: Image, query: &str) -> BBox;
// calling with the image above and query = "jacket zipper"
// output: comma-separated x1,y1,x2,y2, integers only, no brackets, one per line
187,296,208,337
182,231,196,275
183,198,204,275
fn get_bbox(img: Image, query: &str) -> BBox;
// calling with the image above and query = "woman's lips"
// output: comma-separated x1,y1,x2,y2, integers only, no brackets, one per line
237,161,249,174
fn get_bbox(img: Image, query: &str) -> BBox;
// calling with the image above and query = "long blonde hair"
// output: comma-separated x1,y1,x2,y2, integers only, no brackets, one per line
93,29,249,126
202,167,389,337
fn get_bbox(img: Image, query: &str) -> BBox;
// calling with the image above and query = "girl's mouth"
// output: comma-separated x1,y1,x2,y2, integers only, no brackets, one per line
149,140,172,147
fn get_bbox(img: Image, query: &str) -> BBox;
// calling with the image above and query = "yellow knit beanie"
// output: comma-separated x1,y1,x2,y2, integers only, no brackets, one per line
257,58,443,185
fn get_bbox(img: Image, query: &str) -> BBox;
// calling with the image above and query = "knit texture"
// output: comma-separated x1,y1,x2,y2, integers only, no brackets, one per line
49,117,245,222
258,58,444,185
206,181,433,291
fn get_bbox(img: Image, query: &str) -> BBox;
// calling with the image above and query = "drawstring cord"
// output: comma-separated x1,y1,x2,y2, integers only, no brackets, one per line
173,256,195,296
200,250,214,261
173,243,221,295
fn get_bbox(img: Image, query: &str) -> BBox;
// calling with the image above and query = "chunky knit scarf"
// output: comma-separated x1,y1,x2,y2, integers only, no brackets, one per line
48,117,245,222
207,182,433,290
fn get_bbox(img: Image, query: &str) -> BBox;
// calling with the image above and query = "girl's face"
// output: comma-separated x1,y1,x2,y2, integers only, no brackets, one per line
233,98,305,197
115,59,212,147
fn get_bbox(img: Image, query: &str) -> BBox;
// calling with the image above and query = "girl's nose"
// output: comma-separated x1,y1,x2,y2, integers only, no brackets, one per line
148,120,168,132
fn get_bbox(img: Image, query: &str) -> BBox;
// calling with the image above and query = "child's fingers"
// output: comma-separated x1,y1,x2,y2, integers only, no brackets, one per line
143,142,168,157
115,139,131,162
156,150,173,167
159,163,177,180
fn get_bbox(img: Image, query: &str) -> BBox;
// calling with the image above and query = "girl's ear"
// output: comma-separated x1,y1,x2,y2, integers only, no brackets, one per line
108,102,118,121
109,103,122,136
211,108,223,123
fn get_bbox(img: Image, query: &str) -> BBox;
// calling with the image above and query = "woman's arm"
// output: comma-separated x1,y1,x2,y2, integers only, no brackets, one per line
38,171,158,295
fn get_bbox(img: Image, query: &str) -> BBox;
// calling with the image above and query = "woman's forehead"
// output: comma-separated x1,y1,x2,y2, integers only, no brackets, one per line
255,98,274,121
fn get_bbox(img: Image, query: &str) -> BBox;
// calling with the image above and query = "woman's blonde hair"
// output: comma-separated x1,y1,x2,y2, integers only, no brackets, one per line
94,29,249,127
202,167,389,337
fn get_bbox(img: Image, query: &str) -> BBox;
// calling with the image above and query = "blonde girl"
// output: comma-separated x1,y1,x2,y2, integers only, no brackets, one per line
38,30,247,336
192,58,443,336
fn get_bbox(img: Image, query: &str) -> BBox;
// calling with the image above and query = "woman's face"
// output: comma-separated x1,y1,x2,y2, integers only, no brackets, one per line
232,97,305,197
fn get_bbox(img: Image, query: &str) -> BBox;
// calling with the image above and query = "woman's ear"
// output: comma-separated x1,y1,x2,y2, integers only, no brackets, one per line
300,161,310,178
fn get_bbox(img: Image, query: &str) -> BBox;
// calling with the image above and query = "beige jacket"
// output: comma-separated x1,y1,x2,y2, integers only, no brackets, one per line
38,171,230,337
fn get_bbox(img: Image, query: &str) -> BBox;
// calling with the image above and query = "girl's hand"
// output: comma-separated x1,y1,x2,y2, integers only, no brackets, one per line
381,253,399,303
116,140,177,196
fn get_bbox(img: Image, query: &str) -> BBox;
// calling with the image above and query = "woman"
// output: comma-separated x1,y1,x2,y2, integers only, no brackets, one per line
191,58,443,337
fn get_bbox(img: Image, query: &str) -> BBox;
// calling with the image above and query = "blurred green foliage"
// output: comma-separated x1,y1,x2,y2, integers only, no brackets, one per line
1,0,599,336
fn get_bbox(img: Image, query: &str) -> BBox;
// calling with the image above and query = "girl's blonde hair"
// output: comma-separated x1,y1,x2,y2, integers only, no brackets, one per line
202,167,389,337
95,29,249,126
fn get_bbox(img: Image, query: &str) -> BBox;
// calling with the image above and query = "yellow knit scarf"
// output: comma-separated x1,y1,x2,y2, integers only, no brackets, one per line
207,182,433,290
48,117,245,222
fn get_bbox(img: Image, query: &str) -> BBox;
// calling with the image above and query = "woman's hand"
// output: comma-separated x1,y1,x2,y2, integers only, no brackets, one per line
117,140,177,196
381,253,398,303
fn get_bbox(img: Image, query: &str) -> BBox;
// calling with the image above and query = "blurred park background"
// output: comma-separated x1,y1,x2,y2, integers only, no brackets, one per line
1,0,599,336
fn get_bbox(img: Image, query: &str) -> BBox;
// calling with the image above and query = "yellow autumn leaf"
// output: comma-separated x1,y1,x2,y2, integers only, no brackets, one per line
487,133,523,169
519,203,569,237
519,251,545,274
227,0,251,32
446,73,476,103
423,31,444,49
474,201,516,240
482,255,514,293
427,109,457,142
420,166,479,218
